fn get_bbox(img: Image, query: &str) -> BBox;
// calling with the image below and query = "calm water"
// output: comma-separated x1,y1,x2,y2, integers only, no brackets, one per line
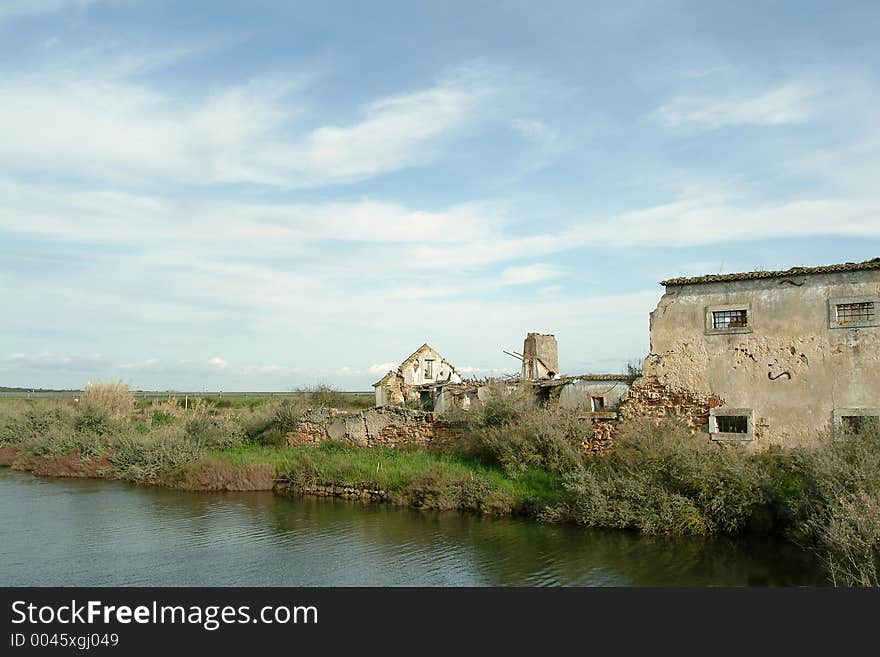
0,468,826,586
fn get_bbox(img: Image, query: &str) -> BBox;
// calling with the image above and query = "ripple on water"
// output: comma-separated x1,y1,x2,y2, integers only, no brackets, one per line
0,469,826,586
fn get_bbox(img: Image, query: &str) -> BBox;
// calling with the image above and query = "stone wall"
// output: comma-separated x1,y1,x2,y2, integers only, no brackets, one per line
287,406,464,449
618,374,721,434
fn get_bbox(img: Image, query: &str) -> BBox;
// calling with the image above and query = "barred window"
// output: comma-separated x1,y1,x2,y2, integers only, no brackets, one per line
716,415,749,434
836,301,875,326
712,309,748,330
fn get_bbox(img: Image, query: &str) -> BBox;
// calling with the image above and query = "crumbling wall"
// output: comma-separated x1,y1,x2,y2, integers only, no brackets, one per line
288,407,452,448
618,375,719,434
584,419,615,453
522,332,559,379
639,269,880,446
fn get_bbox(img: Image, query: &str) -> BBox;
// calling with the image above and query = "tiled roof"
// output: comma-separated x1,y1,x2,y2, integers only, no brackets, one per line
660,258,880,287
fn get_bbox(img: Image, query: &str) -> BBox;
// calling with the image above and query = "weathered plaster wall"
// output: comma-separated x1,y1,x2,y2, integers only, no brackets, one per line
400,345,461,386
640,270,880,446
374,372,405,406
557,379,631,410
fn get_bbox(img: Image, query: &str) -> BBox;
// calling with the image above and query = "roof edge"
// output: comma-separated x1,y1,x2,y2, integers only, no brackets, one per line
660,258,880,287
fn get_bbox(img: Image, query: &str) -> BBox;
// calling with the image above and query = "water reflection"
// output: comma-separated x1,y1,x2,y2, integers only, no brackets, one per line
0,469,825,586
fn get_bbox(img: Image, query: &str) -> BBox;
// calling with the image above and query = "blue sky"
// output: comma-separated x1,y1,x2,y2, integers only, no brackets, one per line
1,0,878,391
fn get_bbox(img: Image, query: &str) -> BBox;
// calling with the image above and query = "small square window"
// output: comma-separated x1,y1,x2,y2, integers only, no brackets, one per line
829,296,880,329
841,416,866,434
709,408,754,441
705,304,752,335
833,409,880,435
713,309,748,330
836,302,875,325
591,396,605,411
716,415,748,433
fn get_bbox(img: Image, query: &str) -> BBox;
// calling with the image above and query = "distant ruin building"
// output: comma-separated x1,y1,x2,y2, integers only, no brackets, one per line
372,343,461,408
620,258,880,446
521,332,559,380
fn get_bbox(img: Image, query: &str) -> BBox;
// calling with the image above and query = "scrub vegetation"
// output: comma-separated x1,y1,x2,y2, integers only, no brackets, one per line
1,382,878,586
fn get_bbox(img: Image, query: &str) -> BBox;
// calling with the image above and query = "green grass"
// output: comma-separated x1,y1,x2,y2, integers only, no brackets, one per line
208,443,563,508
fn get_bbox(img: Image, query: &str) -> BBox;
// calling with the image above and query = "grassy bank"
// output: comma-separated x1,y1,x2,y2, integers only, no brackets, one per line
211,443,562,513
1,382,877,586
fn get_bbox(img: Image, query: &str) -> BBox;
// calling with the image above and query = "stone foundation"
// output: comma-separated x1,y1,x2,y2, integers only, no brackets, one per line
275,480,389,502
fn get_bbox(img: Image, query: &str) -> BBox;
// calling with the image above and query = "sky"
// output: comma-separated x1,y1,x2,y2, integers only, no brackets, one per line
1,0,879,391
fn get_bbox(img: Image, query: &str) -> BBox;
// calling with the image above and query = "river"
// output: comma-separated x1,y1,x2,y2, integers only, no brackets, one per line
0,468,826,586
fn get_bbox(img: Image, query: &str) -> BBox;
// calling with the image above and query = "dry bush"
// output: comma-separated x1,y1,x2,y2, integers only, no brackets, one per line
0,401,75,445
111,425,203,483
81,381,135,420
451,384,585,476
163,458,275,491
543,419,769,536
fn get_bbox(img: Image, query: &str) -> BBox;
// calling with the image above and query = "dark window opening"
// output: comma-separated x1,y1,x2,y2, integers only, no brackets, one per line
713,309,748,330
591,396,605,411
716,415,749,434
841,415,879,434
536,386,552,408
419,390,433,411
836,302,875,325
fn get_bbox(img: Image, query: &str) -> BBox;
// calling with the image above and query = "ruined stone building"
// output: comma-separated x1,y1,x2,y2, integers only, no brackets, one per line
372,343,462,407
622,258,880,446
521,332,559,380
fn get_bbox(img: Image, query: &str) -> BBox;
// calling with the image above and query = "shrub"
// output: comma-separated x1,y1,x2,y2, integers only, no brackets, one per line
395,467,511,513
236,403,280,441
453,385,586,475
544,419,770,535
151,410,175,428
274,398,305,433
253,428,286,447
282,453,320,489
298,384,347,409
80,381,135,420
111,426,203,483
782,427,880,586
817,490,880,587
73,406,116,436
184,417,243,450
1,402,75,445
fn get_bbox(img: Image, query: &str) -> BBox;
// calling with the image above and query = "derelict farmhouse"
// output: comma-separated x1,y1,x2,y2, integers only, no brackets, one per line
368,258,880,447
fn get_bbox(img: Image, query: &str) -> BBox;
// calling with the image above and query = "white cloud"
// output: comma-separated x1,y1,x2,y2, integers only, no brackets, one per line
368,362,399,375
4,352,109,371
654,81,820,131
0,52,502,188
499,263,560,285
207,357,230,370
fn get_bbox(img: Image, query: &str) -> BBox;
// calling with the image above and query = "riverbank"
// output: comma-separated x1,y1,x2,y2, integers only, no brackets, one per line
0,440,564,515
1,384,878,586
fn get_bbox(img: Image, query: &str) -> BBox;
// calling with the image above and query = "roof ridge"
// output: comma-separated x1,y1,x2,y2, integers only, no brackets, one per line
661,258,880,287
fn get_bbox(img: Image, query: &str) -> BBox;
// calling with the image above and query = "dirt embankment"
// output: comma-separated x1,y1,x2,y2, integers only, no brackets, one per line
0,444,23,466
1,447,274,491
2,445,116,478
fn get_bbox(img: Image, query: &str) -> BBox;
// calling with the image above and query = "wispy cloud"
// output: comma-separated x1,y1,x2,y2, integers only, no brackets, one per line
4,352,109,372
653,81,821,131
0,51,504,188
